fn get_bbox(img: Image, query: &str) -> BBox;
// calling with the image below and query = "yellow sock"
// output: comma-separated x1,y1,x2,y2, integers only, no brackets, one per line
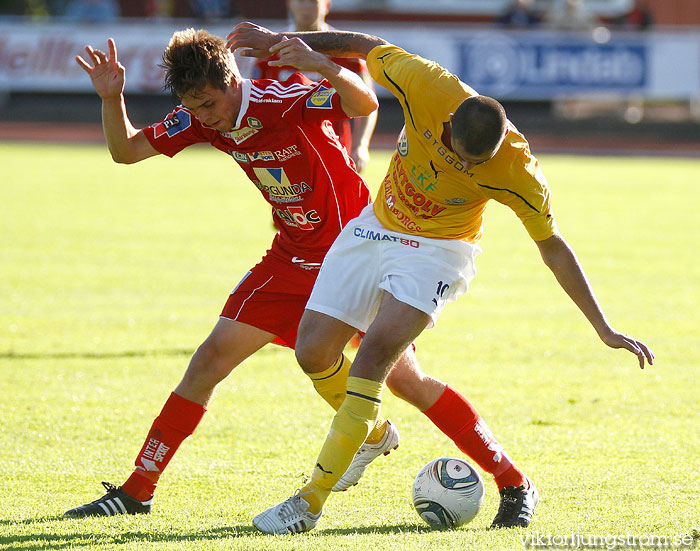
365,417,386,444
301,376,382,514
308,355,387,444
308,354,350,411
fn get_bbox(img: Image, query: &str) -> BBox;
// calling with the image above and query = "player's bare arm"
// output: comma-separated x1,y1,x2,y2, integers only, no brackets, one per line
266,37,377,118
350,69,378,171
536,233,655,369
75,38,158,164
227,22,387,60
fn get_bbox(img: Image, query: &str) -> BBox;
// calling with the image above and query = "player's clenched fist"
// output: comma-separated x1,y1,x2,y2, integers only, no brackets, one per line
75,37,125,100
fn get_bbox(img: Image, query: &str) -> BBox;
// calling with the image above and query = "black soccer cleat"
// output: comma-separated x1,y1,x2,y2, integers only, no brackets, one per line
64,481,153,517
490,477,539,529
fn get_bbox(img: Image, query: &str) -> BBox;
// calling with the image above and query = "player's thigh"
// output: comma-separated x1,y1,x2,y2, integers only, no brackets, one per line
295,309,358,373
351,292,431,382
192,317,276,372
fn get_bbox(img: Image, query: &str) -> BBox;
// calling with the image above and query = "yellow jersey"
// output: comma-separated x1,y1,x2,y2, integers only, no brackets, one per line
367,44,557,243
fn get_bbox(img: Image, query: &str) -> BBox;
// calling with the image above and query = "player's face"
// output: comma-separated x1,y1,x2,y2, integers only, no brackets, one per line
288,0,330,31
450,136,495,171
181,84,239,132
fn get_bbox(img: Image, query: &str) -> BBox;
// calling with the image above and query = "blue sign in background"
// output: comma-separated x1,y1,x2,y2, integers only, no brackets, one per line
458,33,649,99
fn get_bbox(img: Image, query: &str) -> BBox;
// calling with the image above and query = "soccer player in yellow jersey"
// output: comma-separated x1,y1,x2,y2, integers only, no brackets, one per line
228,23,655,534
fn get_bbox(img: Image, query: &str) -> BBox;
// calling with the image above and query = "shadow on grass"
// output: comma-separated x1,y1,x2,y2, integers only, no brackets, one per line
0,518,258,550
1,348,193,360
0,517,471,549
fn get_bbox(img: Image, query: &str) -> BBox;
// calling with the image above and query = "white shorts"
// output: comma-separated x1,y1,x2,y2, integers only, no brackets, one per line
306,205,481,330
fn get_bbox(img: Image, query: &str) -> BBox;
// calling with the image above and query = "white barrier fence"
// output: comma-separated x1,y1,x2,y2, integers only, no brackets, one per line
1,20,698,100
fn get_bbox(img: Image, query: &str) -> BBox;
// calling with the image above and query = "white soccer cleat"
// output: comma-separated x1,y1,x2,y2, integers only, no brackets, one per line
252,492,321,535
332,420,400,492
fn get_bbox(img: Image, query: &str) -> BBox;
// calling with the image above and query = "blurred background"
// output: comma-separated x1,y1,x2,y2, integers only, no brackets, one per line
1,0,698,155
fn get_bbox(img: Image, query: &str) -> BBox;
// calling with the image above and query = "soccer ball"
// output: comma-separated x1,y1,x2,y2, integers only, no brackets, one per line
412,457,485,529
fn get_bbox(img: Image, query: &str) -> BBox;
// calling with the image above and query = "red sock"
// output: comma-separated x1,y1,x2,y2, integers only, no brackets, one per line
423,385,527,490
121,392,206,501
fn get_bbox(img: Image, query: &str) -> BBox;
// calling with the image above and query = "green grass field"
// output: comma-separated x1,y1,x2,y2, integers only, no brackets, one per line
1,142,698,551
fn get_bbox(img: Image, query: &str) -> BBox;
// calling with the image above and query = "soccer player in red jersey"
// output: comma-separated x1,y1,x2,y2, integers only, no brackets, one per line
253,0,376,173
66,28,537,520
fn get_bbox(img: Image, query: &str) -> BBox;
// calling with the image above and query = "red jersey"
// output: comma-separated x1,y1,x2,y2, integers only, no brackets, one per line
143,74,371,268
253,55,369,151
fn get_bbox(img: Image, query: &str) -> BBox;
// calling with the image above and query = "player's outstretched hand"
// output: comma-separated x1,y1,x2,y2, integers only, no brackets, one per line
227,22,280,58
75,38,125,100
600,329,655,369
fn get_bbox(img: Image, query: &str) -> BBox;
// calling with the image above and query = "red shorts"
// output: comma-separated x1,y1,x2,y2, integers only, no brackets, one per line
220,252,318,349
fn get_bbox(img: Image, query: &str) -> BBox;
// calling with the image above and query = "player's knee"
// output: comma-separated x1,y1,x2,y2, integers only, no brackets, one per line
295,342,332,374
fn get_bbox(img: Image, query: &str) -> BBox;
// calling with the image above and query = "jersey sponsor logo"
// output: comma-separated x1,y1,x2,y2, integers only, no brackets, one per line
383,178,423,232
423,128,469,173
252,167,312,202
397,128,409,157
247,117,263,129
392,162,446,218
306,86,335,109
254,166,291,186
353,227,419,248
274,144,301,162
268,194,303,204
250,97,283,104
249,150,275,162
275,206,321,230
446,197,467,205
153,111,191,138
409,164,439,192
230,150,250,163
223,126,259,144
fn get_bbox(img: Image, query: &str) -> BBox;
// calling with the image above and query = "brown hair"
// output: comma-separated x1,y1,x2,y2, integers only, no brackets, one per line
452,96,507,157
161,28,239,98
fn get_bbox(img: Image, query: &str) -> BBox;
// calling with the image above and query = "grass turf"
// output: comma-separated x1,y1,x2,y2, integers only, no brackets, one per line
1,143,698,550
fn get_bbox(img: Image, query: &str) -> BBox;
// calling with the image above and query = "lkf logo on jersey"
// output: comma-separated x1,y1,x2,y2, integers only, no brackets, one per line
153,110,191,138
410,164,438,192
229,150,250,163
249,150,275,162
306,86,335,109
392,162,446,218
